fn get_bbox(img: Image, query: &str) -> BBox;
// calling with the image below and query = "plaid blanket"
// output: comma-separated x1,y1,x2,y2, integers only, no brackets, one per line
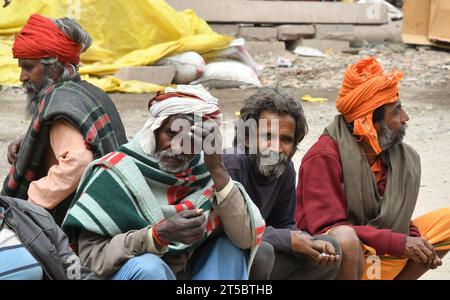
62,135,265,268
2,80,121,199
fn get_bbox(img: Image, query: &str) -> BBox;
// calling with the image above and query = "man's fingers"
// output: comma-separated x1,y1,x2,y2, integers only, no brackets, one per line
320,254,330,265
412,253,426,265
327,254,338,264
422,238,436,254
311,253,323,265
192,125,210,139
8,151,18,164
311,240,326,253
432,257,442,269
178,209,203,219
413,249,429,264
325,242,336,255
305,248,322,263
7,153,14,165
190,131,204,154
186,214,207,228
7,139,20,164
189,226,206,238
419,244,434,262
182,227,205,244
422,239,437,256
192,124,221,140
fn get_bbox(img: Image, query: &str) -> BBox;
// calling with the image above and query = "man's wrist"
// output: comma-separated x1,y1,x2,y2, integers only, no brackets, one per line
207,163,226,174
209,165,230,192
153,220,170,248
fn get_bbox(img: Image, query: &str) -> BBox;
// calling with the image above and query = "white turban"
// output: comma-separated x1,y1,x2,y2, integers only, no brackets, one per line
138,84,222,155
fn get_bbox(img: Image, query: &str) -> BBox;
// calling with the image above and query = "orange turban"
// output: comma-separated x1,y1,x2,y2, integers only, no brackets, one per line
336,57,403,154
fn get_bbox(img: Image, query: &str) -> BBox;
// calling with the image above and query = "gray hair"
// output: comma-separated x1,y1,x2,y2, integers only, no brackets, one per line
52,17,92,53
39,17,92,82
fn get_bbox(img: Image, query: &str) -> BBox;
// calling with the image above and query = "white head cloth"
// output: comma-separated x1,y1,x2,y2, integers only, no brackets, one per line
138,84,221,155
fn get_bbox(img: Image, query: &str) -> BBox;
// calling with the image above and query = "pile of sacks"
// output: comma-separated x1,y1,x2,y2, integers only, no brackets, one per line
156,38,263,88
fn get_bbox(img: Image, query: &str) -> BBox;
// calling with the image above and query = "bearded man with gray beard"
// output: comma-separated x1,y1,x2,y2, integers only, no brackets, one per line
296,58,450,280
2,14,127,225
223,87,343,280
62,85,265,280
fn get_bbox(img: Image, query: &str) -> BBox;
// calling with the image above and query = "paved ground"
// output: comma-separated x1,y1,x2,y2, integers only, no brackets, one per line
0,82,449,279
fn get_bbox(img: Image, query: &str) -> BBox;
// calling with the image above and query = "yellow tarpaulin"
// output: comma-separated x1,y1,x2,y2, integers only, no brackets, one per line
0,0,232,93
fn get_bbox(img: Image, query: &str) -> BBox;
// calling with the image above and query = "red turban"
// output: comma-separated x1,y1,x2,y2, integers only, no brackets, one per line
336,57,404,154
12,14,81,65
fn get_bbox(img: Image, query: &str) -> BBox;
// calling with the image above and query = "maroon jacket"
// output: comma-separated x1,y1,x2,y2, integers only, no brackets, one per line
296,135,420,257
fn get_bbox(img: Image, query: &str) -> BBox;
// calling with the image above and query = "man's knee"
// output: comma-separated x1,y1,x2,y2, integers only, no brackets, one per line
328,225,364,274
120,254,175,280
328,225,361,252
250,241,275,280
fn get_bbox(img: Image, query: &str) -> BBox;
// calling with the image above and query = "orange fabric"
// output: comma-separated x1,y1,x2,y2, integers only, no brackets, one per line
336,57,404,155
27,119,93,209
370,158,382,183
362,207,450,280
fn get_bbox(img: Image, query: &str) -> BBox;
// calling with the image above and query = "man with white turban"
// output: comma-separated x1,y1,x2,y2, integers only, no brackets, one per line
62,85,265,280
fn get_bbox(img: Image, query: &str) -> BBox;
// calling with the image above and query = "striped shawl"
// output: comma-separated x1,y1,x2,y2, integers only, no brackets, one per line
62,136,265,268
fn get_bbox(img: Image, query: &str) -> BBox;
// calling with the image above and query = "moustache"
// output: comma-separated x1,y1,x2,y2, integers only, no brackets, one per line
157,149,190,163
23,82,39,95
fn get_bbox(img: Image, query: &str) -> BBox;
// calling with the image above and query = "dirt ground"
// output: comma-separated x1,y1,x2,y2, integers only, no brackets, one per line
0,81,449,279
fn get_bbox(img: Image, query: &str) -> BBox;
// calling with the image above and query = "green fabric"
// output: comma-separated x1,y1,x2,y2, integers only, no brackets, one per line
62,134,265,267
324,115,421,234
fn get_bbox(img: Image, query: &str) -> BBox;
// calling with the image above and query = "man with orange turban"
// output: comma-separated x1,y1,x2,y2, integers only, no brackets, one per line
295,57,450,280
2,14,127,225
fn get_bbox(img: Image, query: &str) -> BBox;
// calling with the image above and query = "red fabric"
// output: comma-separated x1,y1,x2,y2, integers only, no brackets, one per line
148,92,203,110
13,14,81,65
295,135,420,257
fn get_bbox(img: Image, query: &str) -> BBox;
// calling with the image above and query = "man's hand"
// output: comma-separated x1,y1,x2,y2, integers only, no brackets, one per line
3,0,11,8
155,209,207,245
191,123,229,191
191,122,223,170
404,236,441,268
291,231,340,265
7,135,24,165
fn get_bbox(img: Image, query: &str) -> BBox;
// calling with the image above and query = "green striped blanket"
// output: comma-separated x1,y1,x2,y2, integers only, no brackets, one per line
62,135,265,268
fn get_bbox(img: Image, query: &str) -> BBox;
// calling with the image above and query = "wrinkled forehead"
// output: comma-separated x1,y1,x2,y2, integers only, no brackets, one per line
18,58,41,68
159,114,195,130
382,100,402,114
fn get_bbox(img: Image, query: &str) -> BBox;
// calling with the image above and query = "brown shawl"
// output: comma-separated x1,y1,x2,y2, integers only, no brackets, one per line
324,115,421,234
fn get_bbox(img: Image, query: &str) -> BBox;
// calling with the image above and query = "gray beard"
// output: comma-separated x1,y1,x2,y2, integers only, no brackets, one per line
23,76,55,117
251,151,289,178
378,121,407,151
154,149,192,173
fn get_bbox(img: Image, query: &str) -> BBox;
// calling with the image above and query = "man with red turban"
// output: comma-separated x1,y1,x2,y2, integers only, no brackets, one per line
2,14,127,225
295,57,450,279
